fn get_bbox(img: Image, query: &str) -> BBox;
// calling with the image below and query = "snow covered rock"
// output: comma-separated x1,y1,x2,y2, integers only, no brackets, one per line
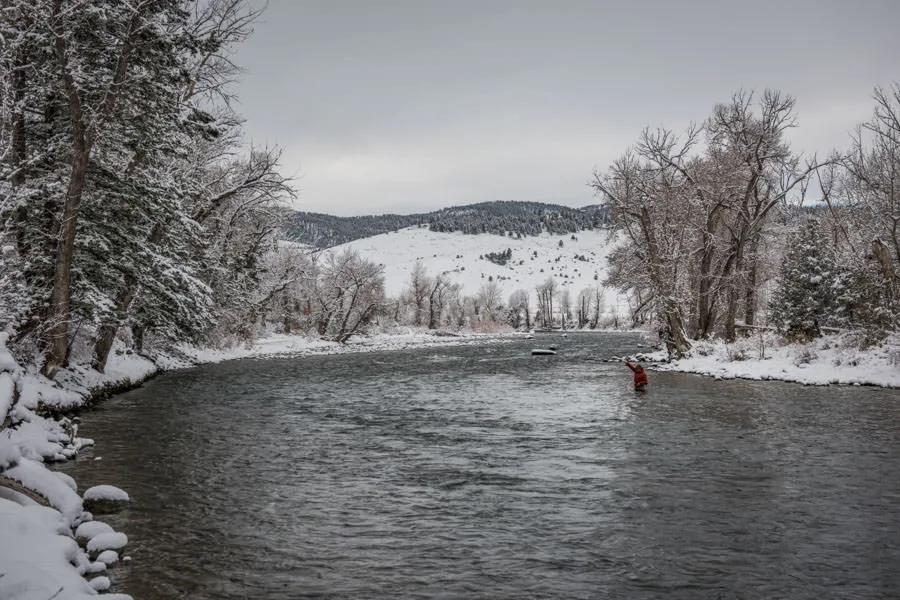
83,483,130,514
75,519,115,542
96,549,120,565
85,560,108,574
86,531,128,553
88,575,112,592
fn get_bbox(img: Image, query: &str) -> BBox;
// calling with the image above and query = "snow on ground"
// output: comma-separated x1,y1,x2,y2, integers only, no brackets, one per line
639,331,900,388
0,499,107,600
338,226,629,316
0,332,135,600
176,329,516,365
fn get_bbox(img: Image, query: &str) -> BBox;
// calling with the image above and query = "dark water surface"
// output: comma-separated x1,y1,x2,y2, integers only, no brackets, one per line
60,333,900,599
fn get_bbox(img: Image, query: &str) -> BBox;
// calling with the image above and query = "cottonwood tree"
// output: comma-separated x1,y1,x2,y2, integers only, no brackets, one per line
405,261,430,326
310,249,385,342
593,90,818,355
507,289,530,330
475,281,504,329
426,274,454,329
702,91,817,340
592,149,693,356
535,277,557,329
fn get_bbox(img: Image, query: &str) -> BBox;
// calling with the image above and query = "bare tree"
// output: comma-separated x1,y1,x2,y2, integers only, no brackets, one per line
406,261,430,326
559,289,572,330
427,274,453,329
507,289,529,330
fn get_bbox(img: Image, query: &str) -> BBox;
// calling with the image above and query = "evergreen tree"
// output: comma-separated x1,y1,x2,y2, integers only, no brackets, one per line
770,220,843,341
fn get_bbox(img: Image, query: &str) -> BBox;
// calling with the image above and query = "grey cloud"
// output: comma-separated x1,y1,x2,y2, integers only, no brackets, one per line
235,0,900,215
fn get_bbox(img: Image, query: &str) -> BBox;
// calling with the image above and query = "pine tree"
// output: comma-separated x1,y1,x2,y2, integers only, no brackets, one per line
770,220,841,341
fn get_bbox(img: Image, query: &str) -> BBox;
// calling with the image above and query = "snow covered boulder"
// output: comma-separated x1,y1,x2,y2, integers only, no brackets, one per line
86,531,128,554
96,549,120,565
75,519,115,543
85,560,108,574
88,575,111,592
83,483,130,514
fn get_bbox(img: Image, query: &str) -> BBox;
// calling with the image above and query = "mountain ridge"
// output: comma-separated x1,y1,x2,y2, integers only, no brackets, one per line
280,200,611,248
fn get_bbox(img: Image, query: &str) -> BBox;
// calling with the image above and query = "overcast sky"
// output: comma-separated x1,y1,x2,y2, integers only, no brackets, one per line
233,0,899,216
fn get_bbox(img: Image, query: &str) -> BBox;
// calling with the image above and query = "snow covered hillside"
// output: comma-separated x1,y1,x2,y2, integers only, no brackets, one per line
335,226,625,312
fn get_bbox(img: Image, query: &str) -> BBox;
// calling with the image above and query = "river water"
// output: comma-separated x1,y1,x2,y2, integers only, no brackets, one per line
60,333,900,599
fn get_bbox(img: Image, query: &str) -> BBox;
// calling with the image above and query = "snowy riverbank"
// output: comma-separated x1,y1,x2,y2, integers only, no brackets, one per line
638,330,900,389
2,328,897,598
0,329,510,599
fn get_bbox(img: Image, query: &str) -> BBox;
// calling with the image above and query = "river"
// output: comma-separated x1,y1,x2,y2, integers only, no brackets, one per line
59,333,900,599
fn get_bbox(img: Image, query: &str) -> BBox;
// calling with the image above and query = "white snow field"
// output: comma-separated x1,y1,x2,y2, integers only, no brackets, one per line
337,226,626,312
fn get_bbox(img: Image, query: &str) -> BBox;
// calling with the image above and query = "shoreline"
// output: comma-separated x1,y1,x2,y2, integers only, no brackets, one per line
638,331,900,390
0,329,517,599
1,328,897,598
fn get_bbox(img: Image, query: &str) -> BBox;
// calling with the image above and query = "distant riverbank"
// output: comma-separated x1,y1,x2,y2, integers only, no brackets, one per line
638,330,900,389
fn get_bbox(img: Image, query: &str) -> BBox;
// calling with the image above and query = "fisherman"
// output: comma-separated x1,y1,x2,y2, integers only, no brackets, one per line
624,360,648,391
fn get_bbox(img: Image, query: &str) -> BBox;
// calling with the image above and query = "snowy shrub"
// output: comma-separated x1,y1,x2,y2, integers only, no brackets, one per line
794,345,818,365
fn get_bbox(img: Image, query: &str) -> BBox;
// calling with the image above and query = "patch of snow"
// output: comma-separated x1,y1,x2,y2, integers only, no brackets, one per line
4,458,84,524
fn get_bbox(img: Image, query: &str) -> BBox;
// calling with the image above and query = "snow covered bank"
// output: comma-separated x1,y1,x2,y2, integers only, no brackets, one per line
0,333,136,599
638,331,900,388
168,329,514,366
1,328,513,598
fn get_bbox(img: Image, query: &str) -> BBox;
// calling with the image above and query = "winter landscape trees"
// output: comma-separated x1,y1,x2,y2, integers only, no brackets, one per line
1,1,897,374
0,0,296,373
593,87,900,355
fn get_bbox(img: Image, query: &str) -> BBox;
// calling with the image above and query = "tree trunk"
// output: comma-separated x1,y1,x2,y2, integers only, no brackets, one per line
743,256,758,327
91,224,163,372
638,206,691,358
10,60,27,187
43,141,89,376
92,274,140,372
132,325,145,353
696,246,716,338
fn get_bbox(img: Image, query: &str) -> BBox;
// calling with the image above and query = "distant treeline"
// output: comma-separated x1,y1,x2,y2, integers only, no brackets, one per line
280,201,611,248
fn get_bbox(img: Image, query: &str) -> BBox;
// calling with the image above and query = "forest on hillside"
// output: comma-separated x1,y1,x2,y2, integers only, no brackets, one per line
280,201,612,248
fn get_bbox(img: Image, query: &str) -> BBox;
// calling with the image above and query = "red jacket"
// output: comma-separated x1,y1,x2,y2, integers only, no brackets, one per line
626,362,648,388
